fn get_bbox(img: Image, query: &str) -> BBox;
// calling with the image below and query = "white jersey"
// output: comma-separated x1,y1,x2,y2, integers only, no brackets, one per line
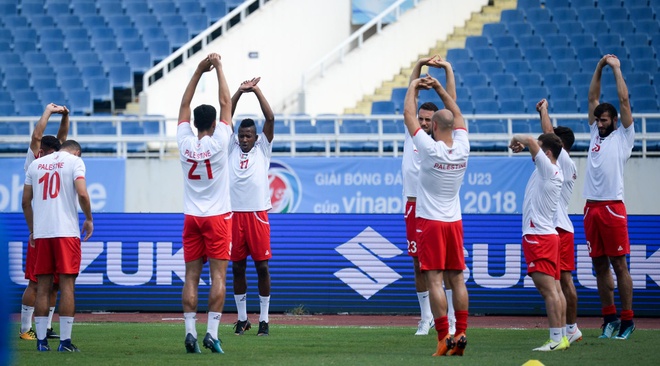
402,132,421,198
229,132,273,211
413,128,469,222
24,147,38,172
25,151,86,239
583,122,634,201
522,151,563,236
177,121,232,217
555,148,577,232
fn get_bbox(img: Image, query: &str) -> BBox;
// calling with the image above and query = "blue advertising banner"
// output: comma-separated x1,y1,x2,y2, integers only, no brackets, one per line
0,158,125,213
3,213,659,316
269,157,534,214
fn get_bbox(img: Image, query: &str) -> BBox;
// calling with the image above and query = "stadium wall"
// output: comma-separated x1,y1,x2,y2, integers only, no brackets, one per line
3,213,659,316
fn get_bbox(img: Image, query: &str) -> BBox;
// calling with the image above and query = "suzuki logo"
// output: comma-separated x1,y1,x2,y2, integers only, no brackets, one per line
334,227,403,299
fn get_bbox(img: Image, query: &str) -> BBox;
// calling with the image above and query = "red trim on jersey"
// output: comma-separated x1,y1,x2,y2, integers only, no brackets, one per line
454,127,467,131
218,119,229,126
178,120,190,125
413,127,422,136
75,177,85,181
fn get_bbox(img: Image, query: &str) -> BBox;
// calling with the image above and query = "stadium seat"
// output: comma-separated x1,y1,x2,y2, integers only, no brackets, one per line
557,21,584,36
125,51,153,73
490,35,516,49
16,101,44,116
628,6,656,22
471,48,498,62
512,120,533,133
456,87,472,102
489,73,517,88
446,48,472,64
371,100,396,115
624,33,650,48
552,8,579,23
479,60,505,76
625,72,652,86
549,86,577,101
465,36,490,49
505,60,532,74
32,78,59,90
473,100,500,114
603,7,629,21
499,99,526,113
498,47,523,61
88,77,113,101
38,89,69,106
517,35,543,51
340,115,378,152
0,102,16,116
516,0,541,9
570,34,596,49
555,59,582,75
629,85,657,100
522,86,550,103
532,22,559,35
507,22,533,38
500,9,526,24
457,99,475,114
597,34,623,49
471,86,497,101
106,15,133,29
523,47,551,62
531,60,557,74
544,34,570,50
67,89,93,115
184,13,211,36
124,2,151,15
526,8,552,23
453,61,480,75
544,72,569,87
462,73,488,90
634,59,660,74
629,46,656,60
609,20,636,35
482,23,508,38
3,15,29,28
576,8,603,22
108,65,133,89
417,89,443,108
551,99,579,113
497,86,523,101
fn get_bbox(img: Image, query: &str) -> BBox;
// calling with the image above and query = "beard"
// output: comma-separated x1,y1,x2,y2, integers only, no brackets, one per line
598,122,615,138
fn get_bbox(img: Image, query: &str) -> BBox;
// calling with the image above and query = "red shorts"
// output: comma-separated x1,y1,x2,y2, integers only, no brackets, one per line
522,234,560,280
417,218,465,271
231,211,272,262
583,200,630,258
557,228,575,272
33,237,81,276
404,201,419,257
183,213,232,262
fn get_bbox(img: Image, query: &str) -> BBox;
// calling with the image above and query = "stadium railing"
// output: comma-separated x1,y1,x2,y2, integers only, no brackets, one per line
1,113,659,158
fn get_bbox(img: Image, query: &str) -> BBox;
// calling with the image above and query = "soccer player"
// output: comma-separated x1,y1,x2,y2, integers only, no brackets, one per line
177,53,233,354
229,77,274,336
403,74,469,357
22,139,93,352
584,54,636,340
536,99,582,344
509,132,569,351
403,56,457,336
20,103,69,341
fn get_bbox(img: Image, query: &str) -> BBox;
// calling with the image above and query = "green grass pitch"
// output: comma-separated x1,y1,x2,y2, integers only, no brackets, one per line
12,323,659,366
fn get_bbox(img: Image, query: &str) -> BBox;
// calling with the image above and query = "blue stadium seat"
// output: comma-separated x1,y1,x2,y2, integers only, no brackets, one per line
609,20,636,35
340,116,377,152
472,120,505,132
628,6,656,22
557,119,588,134
80,15,106,29
58,77,84,91
29,14,56,28
178,0,203,14
629,85,657,100
471,48,498,62
505,60,532,74
544,34,570,50
555,59,582,75
206,1,228,22
497,86,523,101
453,61,480,74
106,15,133,29
570,34,596,49
603,7,629,21
544,72,569,87
500,9,526,24
582,19,609,34
465,36,490,49
148,40,173,62
552,8,579,23
522,86,550,102
625,72,652,86
517,35,543,51
597,34,623,48
54,14,82,27
3,15,29,28
13,40,37,53
74,51,102,67
108,65,133,89
500,99,526,113
292,117,323,153
38,27,65,43
532,22,559,35
577,8,603,22
22,51,48,65
125,51,153,73
524,47,551,62
629,46,656,60
0,2,17,15
32,78,58,90
490,35,516,49
457,99,475,114
40,41,66,53
624,33,650,48
61,27,89,41
151,1,178,15
100,51,128,69
526,8,552,23
489,73,517,88
634,59,660,74
124,2,151,14
497,47,523,60
0,102,16,116
81,65,106,80
164,25,191,49
417,89,443,108
16,101,44,116
511,120,533,133
516,0,541,9
456,87,471,101
479,60,505,75
390,87,407,112
184,13,211,36
549,86,577,101
67,89,93,115
371,100,396,115
575,46,603,61
551,99,579,113
141,27,168,43
462,73,489,89
482,23,508,38
446,48,472,64
11,27,38,42
159,13,186,28
557,21,585,36
120,39,146,53
471,86,497,101
38,89,68,106
507,22,533,37
88,77,113,101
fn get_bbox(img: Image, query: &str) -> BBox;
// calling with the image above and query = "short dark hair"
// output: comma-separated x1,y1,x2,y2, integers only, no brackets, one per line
418,102,439,113
193,104,216,131
61,139,82,155
554,126,575,151
41,135,61,152
538,133,563,160
239,118,257,131
594,103,618,121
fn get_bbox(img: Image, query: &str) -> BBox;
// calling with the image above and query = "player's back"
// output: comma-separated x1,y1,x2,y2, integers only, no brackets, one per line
177,122,232,216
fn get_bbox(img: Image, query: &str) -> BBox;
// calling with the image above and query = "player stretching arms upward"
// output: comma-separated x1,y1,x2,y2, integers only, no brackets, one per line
177,53,233,354
229,77,275,336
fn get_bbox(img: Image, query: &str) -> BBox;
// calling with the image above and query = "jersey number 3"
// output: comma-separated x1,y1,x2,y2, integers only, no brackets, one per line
187,159,214,180
38,172,61,200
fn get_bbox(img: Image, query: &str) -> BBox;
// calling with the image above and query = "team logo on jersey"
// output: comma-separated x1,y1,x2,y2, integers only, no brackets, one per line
334,227,402,299
591,144,601,152
268,160,302,213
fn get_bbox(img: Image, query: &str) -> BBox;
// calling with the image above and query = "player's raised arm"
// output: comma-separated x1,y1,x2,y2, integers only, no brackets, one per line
409,56,438,85
208,53,232,127
537,99,554,134
253,82,274,143
403,79,425,136
55,105,70,144
587,55,609,125
178,57,213,124
30,103,59,156
231,77,260,117
510,134,540,157
607,56,633,129
435,57,457,102
427,75,465,131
